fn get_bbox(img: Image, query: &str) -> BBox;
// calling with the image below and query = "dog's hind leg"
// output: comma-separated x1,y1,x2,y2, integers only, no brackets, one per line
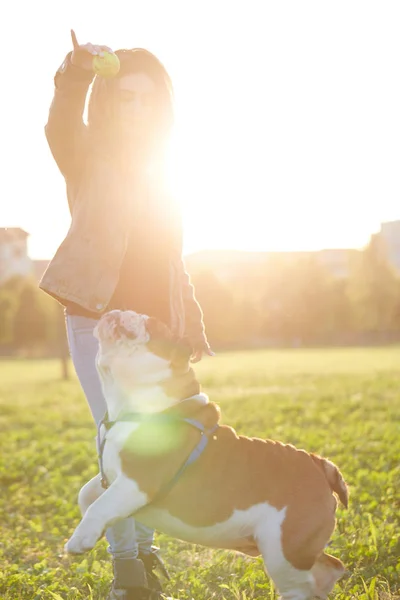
261,556,315,599
65,474,148,554
78,474,104,516
256,527,344,599
311,552,345,599
255,522,315,600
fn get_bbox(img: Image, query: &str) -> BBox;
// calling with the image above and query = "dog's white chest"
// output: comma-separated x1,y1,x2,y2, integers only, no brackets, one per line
101,422,140,483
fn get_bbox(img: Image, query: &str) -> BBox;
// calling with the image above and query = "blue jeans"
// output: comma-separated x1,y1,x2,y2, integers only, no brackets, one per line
65,313,154,559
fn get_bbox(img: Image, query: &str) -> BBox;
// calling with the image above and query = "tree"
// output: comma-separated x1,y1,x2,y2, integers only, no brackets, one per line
347,235,400,332
191,270,236,346
260,254,334,345
54,302,70,380
13,284,47,351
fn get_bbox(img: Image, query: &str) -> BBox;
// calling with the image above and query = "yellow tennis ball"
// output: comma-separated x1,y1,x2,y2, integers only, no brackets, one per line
92,51,120,78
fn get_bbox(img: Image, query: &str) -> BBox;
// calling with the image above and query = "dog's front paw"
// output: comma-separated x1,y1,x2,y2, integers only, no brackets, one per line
64,530,99,554
64,536,85,555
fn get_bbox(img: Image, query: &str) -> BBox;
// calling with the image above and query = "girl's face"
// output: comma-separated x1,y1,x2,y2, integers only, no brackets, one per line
117,72,156,143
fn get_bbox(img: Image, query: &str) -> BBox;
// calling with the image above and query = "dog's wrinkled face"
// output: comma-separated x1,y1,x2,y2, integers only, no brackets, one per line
94,309,150,348
95,309,192,363
94,310,193,397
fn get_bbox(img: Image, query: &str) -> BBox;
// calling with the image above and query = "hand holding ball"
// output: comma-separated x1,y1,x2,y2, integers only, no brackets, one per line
70,30,120,78
92,51,120,78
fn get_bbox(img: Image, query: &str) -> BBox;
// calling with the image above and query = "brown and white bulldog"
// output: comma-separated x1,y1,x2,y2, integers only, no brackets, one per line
65,309,349,600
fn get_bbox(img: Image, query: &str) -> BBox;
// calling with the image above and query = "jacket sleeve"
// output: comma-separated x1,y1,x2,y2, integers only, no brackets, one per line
172,203,208,347
179,258,209,349
45,52,95,180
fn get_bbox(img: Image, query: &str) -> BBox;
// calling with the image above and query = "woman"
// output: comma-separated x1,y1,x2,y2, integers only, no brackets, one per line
40,30,212,600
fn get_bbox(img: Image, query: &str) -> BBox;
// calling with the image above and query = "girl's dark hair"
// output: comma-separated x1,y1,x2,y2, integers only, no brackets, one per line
87,48,174,153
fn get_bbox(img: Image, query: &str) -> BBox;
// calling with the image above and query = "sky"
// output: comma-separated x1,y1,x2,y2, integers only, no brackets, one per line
1,0,400,259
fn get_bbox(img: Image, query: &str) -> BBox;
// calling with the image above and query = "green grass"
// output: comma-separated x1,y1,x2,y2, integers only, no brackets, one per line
0,347,399,599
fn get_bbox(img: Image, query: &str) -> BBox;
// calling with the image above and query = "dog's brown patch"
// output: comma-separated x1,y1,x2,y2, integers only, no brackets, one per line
161,368,201,402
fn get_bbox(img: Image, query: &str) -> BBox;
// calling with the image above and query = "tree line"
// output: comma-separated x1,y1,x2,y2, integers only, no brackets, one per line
1,235,400,357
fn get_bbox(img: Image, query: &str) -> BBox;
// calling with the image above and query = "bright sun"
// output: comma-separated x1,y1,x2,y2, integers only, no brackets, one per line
167,121,311,255
167,111,375,256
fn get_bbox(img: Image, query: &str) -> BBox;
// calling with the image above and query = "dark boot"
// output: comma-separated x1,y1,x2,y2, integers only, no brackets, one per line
138,547,170,593
107,556,174,600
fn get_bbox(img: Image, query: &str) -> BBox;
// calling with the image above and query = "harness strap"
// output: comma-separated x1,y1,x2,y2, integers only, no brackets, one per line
97,413,218,498
97,419,109,490
150,419,218,505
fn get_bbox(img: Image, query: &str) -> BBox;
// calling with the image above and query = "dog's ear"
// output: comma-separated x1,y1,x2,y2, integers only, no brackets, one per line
146,317,175,360
145,317,173,341
145,318,192,367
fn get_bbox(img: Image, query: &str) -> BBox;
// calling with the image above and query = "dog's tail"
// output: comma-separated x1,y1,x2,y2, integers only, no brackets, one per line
311,454,349,508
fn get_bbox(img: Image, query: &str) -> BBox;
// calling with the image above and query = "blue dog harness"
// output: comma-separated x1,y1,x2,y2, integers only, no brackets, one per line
97,410,219,505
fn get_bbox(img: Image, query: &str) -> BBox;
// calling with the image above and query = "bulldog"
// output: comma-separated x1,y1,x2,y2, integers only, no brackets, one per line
65,309,349,600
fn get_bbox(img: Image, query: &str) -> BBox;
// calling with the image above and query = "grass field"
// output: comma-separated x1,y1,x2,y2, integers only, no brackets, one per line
0,348,399,599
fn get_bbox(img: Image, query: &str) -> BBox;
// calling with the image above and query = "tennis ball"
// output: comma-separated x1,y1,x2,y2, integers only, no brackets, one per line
92,51,120,78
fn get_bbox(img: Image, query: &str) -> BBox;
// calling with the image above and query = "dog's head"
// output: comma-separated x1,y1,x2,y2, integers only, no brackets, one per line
94,309,193,388
94,309,150,349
